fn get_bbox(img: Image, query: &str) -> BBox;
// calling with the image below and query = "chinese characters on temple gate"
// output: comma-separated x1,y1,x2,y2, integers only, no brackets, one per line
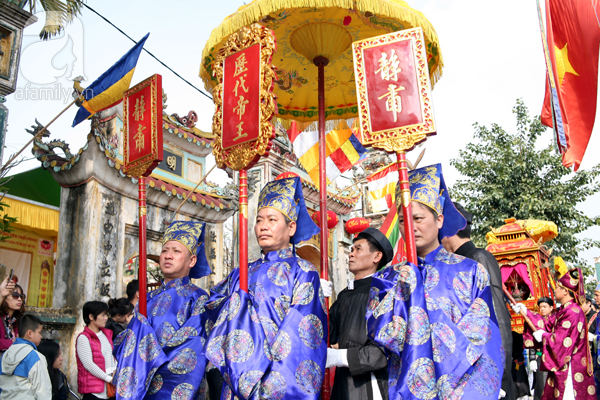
352,28,436,150
98,197,118,298
123,74,163,177
222,44,261,150
166,156,177,170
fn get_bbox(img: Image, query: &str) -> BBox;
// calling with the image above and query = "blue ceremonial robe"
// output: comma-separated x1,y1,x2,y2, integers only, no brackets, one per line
112,277,209,399
204,248,327,400
367,246,504,400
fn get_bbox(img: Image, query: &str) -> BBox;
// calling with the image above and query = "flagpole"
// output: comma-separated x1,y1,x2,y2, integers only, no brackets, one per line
396,151,417,265
0,96,81,174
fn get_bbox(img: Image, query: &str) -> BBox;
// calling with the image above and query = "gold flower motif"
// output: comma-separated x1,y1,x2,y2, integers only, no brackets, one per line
554,388,559,397
547,377,554,387
575,372,584,383
578,321,583,332
589,385,596,395
582,356,588,366
565,356,571,363
524,340,534,347
537,320,544,328
563,337,573,347
562,321,572,329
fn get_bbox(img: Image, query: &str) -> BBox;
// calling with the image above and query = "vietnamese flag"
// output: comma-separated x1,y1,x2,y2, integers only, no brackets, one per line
541,0,600,171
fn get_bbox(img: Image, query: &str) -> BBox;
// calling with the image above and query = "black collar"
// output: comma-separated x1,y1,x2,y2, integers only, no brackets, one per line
454,240,476,257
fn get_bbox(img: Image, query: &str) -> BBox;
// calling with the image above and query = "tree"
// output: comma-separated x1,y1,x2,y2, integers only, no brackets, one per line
450,99,600,273
2,0,85,39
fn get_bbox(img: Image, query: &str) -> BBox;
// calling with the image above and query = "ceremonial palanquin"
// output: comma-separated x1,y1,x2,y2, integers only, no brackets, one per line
486,218,558,333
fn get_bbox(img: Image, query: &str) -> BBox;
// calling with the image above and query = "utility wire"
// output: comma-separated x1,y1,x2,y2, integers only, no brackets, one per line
82,3,213,101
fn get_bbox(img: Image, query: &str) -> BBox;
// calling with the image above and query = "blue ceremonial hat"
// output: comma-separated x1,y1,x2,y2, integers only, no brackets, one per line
257,177,320,244
396,163,467,240
162,221,211,279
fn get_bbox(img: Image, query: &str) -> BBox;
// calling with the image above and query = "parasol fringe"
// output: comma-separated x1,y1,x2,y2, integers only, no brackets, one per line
200,0,444,90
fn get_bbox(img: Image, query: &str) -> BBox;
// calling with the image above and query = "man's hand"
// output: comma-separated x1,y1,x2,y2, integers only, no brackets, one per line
511,303,525,315
320,279,333,297
532,330,546,343
326,348,348,369
530,360,538,372
0,276,15,298
498,388,506,399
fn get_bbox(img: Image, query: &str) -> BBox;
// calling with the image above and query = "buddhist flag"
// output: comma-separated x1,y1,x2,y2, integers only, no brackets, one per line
288,121,367,187
540,0,600,170
367,163,398,213
72,33,149,127
379,205,406,265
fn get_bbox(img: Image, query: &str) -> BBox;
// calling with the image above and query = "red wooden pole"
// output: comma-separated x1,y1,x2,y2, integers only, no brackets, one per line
138,176,148,316
396,152,417,265
239,169,249,293
314,55,331,400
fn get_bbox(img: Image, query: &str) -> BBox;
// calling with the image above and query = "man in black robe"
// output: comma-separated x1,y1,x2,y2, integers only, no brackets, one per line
328,228,393,400
442,203,515,400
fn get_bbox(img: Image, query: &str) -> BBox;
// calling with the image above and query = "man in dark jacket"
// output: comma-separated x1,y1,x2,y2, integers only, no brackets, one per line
328,228,393,400
442,203,515,400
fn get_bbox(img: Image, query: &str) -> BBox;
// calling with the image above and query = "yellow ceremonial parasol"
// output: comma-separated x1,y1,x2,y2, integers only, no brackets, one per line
200,0,443,125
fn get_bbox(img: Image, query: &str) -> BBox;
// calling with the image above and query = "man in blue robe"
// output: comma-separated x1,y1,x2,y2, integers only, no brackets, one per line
366,164,504,400
204,176,327,400
112,221,212,399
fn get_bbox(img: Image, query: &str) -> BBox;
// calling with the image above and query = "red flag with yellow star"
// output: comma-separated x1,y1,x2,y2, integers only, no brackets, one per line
541,0,600,170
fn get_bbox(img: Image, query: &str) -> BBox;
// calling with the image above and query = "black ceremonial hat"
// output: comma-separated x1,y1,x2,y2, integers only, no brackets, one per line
356,227,394,267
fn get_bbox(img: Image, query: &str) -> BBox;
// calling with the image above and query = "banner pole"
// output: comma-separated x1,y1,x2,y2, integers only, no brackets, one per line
396,152,417,264
239,169,249,293
138,176,148,316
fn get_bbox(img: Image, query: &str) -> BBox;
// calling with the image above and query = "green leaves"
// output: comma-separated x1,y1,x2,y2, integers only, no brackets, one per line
450,99,600,270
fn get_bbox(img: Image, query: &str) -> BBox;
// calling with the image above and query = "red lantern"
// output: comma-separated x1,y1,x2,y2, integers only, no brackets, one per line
345,217,369,234
276,171,299,180
312,210,338,230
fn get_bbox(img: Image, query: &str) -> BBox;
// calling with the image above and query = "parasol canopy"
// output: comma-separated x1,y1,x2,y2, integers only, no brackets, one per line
200,0,443,123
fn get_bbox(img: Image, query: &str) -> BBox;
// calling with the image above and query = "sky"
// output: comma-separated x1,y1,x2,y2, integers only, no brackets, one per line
3,0,599,265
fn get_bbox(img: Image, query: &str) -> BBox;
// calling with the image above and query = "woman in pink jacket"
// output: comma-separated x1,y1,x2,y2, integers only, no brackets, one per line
0,276,26,352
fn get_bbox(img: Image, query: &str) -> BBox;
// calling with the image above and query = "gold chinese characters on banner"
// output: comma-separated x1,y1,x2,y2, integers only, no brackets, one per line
211,24,277,171
352,28,436,153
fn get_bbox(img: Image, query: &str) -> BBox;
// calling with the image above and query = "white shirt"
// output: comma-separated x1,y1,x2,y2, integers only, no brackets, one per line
76,330,117,398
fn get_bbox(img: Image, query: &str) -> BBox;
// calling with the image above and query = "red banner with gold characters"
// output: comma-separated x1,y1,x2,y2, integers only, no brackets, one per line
211,24,277,171
222,44,261,150
123,74,164,177
352,28,436,153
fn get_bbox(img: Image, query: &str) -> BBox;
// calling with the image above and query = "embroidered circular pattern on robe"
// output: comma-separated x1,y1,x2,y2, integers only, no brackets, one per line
407,307,431,346
205,319,214,336
205,296,226,311
319,286,327,313
368,287,380,313
167,327,198,347
176,282,197,297
274,295,291,320
139,333,162,362
117,367,137,398
177,301,192,326
171,382,195,400
144,367,158,391
214,302,230,327
537,320,545,329
197,377,207,399
562,320,572,329
457,311,491,346
137,312,151,325
466,343,480,365
239,370,263,399
388,353,402,387
524,339,535,348
268,262,292,286
192,295,208,316
123,329,136,357
424,265,439,292
156,321,176,347
152,292,172,317
437,297,463,324
590,385,597,395
292,282,314,306
267,331,292,361
574,372,584,383
435,250,464,265
295,360,322,394
299,314,324,349
225,329,255,363
261,371,287,400
227,292,241,321
206,335,226,366
395,265,417,301
223,372,232,388
453,271,473,304
577,321,583,332
114,328,132,347
471,298,491,318
147,373,163,395
476,264,490,290
406,357,437,399
168,348,197,374
249,302,261,323
554,388,560,397
437,373,469,400
547,376,554,387
249,282,267,306
431,323,456,363
373,291,394,319
260,316,279,344
564,337,573,347
376,315,407,354
299,259,317,273
471,355,500,396
222,383,233,400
